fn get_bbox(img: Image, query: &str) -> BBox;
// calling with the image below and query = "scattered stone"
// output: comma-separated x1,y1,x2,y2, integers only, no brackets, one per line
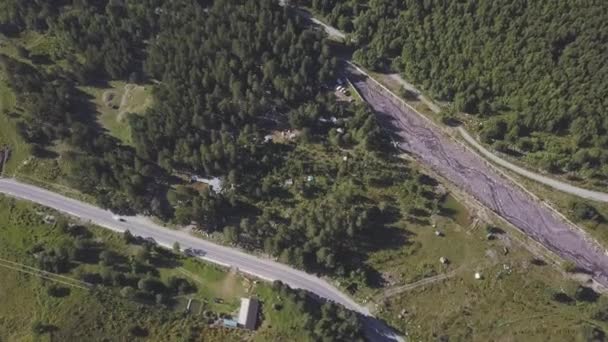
474,272,482,280
439,256,448,264
42,215,56,225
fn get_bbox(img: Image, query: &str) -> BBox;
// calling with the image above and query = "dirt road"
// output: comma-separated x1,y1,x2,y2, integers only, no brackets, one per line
348,68,608,287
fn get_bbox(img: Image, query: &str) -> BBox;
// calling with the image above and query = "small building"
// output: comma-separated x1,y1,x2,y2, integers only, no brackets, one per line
222,319,239,329
191,176,223,193
238,297,259,330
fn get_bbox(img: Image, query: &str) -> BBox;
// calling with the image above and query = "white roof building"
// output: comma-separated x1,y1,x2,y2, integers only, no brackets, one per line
238,297,259,330
191,176,223,192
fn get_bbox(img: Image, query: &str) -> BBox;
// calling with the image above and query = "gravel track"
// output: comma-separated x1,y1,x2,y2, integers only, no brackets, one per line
459,127,608,203
349,70,608,287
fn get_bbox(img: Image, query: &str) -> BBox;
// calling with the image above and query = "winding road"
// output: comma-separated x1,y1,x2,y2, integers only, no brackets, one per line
0,178,402,342
347,67,608,287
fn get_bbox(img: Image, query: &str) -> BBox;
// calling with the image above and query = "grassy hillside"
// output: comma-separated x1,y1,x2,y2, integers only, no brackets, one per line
352,187,608,341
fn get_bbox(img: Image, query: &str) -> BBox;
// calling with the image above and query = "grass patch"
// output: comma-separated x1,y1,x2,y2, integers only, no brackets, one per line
381,257,608,341
354,191,608,340
80,81,153,145
0,194,334,341
440,193,472,227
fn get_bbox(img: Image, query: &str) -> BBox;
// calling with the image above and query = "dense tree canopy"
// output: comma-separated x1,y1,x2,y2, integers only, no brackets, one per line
131,0,337,179
0,0,395,280
305,0,608,181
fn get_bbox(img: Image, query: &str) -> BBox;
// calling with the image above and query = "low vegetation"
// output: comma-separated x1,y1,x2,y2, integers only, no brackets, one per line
0,195,364,341
347,188,608,341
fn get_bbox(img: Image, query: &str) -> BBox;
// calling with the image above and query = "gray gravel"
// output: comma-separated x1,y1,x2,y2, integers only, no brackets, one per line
350,69,608,286
459,127,608,203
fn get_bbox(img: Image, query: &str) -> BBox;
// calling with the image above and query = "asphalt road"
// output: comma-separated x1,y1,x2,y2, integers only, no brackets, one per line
0,178,403,341
348,67,608,287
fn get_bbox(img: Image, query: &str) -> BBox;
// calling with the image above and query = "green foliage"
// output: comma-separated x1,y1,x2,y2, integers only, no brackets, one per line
0,196,368,341
129,0,338,182
570,200,603,222
308,0,608,178
562,260,577,273
272,281,365,341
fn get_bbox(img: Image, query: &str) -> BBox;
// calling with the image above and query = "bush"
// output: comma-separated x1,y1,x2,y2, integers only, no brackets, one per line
129,325,148,337
167,276,196,295
120,286,136,299
593,307,608,322
570,201,602,222
562,261,577,273
575,286,599,302
99,250,119,266
552,291,574,304
137,276,166,294
80,272,103,284
47,284,70,298
31,321,56,335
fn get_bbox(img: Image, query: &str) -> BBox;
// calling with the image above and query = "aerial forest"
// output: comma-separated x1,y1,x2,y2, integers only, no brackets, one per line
0,0,421,288
304,0,608,182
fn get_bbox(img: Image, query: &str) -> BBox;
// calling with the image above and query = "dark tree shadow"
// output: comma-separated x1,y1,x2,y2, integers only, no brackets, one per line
576,286,599,302
530,258,547,266
30,53,52,65
552,291,574,304
31,145,59,159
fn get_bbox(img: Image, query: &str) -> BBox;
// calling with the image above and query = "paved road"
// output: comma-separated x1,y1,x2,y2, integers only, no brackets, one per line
459,128,608,203
347,67,608,287
0,178,403,342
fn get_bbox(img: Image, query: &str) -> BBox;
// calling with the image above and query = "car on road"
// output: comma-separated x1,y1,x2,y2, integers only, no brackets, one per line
184,247,206,257
112,215,126,222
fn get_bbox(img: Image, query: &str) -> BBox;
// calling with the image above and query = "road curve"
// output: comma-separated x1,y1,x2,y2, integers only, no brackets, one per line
459,128,608,203
348,68,608,287
0,178,403,342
